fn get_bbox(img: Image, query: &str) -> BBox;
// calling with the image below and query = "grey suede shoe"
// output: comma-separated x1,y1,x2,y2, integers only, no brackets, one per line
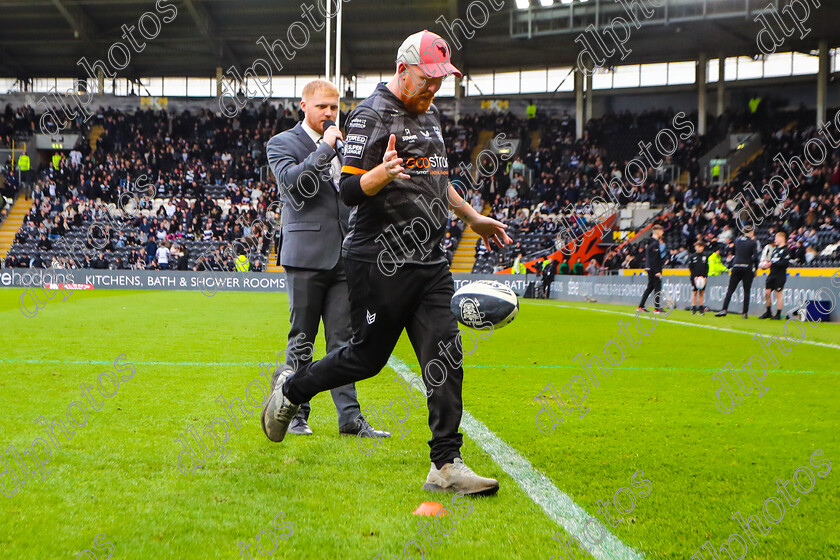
261,366,300,443
422,458,499,496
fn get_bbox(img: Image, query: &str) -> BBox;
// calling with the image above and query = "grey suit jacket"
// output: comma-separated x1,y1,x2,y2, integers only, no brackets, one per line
266,122,350,270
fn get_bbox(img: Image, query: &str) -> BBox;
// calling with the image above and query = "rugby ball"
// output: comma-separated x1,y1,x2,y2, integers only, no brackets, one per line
760,244,773,262
694,276,706,289
451,281,519,329
759,245,773,270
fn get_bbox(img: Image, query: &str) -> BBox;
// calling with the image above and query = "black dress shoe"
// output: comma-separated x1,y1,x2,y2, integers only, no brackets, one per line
339,416,391,438
715,310,727,317
287,414,313,435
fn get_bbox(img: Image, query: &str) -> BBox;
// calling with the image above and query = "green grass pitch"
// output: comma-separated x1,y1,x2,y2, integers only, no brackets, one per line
0,288,838,559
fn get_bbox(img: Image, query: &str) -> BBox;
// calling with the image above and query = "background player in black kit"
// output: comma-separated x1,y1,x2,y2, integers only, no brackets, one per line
261,30,512,496
638,224,665,313
688,240,708,315
759,231,791,320
716,229,759,319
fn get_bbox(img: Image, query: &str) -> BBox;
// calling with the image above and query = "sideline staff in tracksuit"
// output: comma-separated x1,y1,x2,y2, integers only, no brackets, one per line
716,230,759,318
262,31,512,496
759,231,791,320
638,224,665,312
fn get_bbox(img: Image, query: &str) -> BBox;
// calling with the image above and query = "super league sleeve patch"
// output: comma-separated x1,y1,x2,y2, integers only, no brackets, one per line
343,134,368,158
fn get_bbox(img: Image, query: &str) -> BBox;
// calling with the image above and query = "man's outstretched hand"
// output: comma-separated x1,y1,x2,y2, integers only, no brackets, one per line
468,215,513,251
382,134,410,181
359,134,409,198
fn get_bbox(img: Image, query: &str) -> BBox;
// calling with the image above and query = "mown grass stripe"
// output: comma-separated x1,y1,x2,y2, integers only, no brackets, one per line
526,301,840,350
0,359,824,376
387,355,645,560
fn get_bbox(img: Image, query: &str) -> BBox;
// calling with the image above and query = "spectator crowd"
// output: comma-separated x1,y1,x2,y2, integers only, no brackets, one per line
2,99,839,277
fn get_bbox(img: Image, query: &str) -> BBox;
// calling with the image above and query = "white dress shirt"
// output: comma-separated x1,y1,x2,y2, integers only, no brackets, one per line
301,120,341,190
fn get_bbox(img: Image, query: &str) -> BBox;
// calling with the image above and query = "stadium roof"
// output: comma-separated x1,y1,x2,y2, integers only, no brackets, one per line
2,0,840,80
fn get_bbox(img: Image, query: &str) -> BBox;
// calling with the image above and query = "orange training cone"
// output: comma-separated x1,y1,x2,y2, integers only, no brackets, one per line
413,502,447,516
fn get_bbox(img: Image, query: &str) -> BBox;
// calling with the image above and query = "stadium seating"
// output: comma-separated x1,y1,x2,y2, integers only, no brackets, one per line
2,102,517,271
3,103,839,274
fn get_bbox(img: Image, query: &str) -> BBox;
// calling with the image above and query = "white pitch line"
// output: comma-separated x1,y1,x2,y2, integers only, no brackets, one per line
387,356,645,560
526,301,840,351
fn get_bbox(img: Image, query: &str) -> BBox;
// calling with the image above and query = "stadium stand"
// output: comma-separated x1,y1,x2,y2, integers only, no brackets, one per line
467,105,840,274
656,116,840,271
2,100,840,275
470,109,705,273
1,102,498,271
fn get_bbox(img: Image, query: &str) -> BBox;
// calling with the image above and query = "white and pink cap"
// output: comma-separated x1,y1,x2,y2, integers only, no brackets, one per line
396,30,463,78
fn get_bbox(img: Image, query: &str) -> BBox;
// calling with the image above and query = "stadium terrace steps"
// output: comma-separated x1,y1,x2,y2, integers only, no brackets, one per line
451,231,481,273
89,125,105,151
728,147,763,182
471,130,494,168
0,193,34,262
266,248,284,273
451,203,490,274
726,120,796,183
529,130,541,151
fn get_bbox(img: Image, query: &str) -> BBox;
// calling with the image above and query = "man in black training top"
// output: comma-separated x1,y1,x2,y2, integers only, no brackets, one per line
261,30,512,496
716,229,759,319
688,240,708,315
638,224,665,313
759,231,791,320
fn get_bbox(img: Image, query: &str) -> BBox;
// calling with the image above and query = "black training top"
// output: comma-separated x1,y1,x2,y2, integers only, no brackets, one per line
731,235,760,269
339,83,450,268
768,245,791,276
645,237,664,274
688,251,709,277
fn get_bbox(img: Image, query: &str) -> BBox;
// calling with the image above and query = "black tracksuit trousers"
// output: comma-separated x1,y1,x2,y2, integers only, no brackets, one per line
722,266,754,314
283,258,464,465
639,272,662,310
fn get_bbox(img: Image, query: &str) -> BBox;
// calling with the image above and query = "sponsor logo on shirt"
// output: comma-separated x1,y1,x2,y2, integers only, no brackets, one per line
348,117,367,129
405,155,448,168
402,128,418,142
346,134,368,146
432,125,443,142
404,154,449,174
344,143,364,158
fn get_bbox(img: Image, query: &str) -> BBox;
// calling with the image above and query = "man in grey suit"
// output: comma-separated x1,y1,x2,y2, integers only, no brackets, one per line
265,79,389,439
